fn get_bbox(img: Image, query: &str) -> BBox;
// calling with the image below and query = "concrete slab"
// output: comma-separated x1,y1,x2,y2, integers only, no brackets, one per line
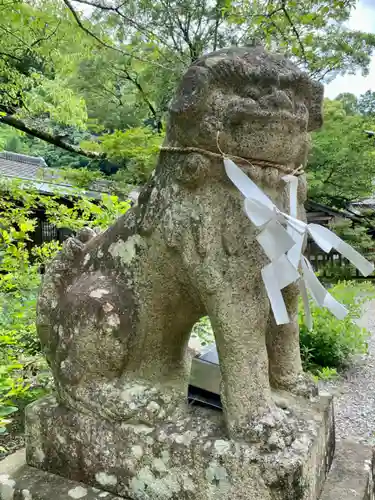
320,440,373,500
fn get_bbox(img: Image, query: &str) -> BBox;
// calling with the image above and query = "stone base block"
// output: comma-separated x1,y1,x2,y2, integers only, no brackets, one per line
1,461,123,500
23,392,334,500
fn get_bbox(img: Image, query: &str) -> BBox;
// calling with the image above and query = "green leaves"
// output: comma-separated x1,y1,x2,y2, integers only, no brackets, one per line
0,169,133,439
23,80,88,128
308,98,375,209
0,406,18,417
299,281,373,372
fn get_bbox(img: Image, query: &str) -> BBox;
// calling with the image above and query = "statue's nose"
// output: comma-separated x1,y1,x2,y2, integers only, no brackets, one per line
258,90,295,112
224,98,260,125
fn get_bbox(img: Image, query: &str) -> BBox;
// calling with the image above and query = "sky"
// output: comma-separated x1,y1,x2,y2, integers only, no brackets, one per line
325,0,375,99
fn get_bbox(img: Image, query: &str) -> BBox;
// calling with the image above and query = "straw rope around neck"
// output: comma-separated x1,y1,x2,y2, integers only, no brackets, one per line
159,131,305,177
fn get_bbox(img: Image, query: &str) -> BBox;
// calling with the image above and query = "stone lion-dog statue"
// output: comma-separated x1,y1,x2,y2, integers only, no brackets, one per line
37,46,324,445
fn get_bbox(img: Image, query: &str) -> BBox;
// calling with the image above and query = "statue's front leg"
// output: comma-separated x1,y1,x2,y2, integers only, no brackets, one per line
204,285,295,449
266,282,318,397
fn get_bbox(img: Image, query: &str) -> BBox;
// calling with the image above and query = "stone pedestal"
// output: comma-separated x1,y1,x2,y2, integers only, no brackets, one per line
18,392,334,500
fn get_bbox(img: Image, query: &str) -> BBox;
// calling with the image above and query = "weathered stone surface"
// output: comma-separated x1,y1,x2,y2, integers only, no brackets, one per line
6,433,374,500
36,46,324,447
0,462,124,500
23,392,334,500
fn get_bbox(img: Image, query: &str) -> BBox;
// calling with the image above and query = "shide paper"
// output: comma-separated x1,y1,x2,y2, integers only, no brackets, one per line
224,158,374,328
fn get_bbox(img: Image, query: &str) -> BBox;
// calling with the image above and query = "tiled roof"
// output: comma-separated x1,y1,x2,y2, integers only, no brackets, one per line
0,151,139,203
0,151,108,198
0,152,46,181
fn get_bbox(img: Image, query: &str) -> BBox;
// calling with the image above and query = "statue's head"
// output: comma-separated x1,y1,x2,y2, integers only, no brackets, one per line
167,46,324,168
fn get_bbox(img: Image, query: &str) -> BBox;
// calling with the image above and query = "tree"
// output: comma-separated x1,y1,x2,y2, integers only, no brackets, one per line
2,0,375,174
66,0,375,80
335,91,375,118
335,92,358,115
357,90,375,117
308,99,375,209
0,0,98,157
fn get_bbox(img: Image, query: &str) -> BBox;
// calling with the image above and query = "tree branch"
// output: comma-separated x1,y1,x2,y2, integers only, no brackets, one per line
322,164,337,184
0,51,23,63
0,114,102,159
281,0,307,64
62,0,123,54
62,0,171,69
30,20,61,48
114,67,159,120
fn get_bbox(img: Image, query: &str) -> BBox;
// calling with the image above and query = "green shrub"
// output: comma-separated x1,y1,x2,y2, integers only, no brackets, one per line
299,280,373,372
191,316,214,347
192,281,373,377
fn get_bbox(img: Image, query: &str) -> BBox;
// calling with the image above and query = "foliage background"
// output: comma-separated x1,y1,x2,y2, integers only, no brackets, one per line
0,177,130,438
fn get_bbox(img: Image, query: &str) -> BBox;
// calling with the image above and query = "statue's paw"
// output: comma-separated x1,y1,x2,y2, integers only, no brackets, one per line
229,406,296,451
280,373,318,399
61,237,84,260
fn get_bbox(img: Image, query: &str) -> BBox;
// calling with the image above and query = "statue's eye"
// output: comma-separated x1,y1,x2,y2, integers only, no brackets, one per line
280,74,310,100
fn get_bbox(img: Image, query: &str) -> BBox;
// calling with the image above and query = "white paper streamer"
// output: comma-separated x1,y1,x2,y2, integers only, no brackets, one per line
301,257,348,320
224,157,374,328
257,220,295,261
262,262,290,325
299,279,312,330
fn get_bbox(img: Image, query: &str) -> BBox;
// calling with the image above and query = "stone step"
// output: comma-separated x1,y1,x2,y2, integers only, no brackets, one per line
0,450,125,500
2,440,374,500
320,440,374,500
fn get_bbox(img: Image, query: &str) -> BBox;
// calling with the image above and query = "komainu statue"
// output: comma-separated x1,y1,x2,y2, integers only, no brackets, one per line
37,46,323,440
27,46,335,500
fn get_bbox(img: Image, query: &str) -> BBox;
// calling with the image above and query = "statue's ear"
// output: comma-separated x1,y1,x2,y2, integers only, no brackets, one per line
168,66,210,115
307,80,324,131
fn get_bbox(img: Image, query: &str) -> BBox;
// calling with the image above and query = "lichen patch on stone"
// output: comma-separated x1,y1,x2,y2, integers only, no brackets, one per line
95,472,118,487
130,466,181,499
56,433,66,445
22,489,32,500
89,289,110,299
146,401,160,414
153,457,167,473
0,475,16,500
33,447,45,463
131,445,143,459
213,439,231,455
206,461,230,492
102,302,114,313
108,235,142,266
106,314,120,328
68,486,88,499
